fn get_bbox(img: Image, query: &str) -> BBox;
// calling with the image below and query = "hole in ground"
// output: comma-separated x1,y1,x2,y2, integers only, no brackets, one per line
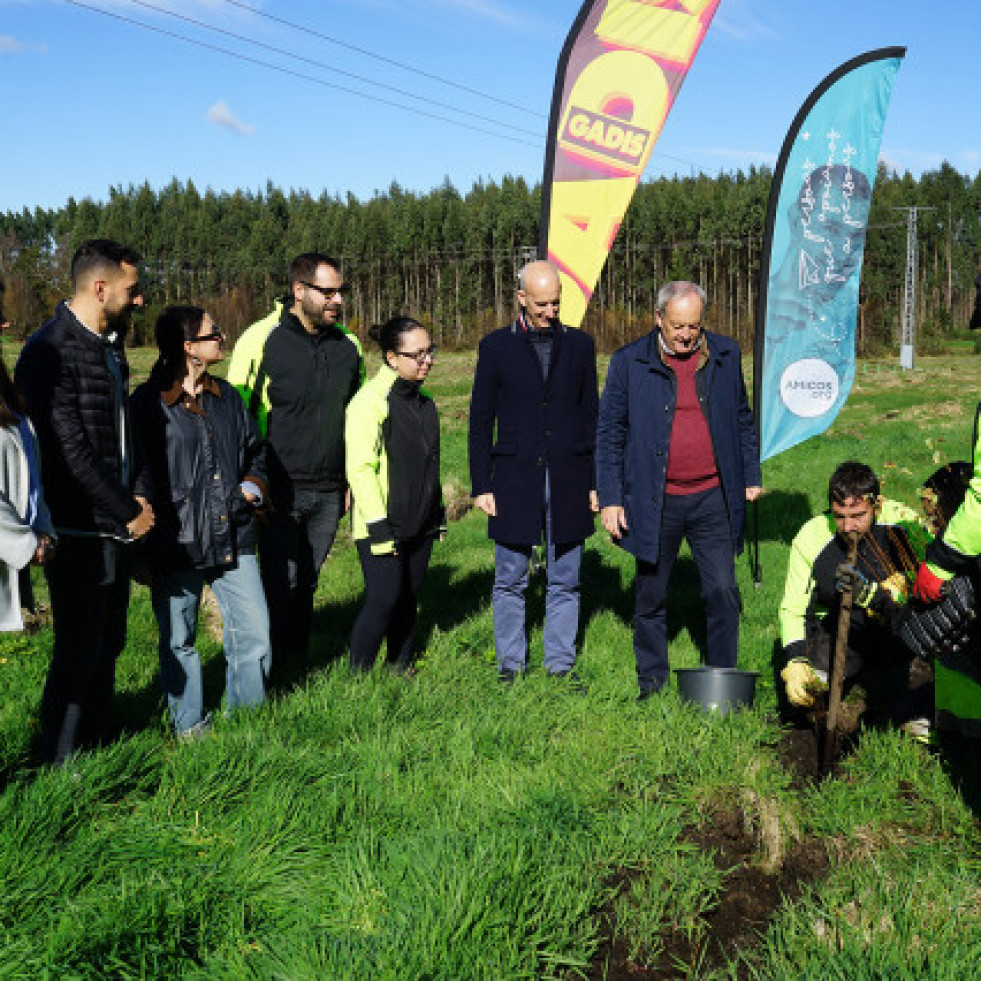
587,806,829,979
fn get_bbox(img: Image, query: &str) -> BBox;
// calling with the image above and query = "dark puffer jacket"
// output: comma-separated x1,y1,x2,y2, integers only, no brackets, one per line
131,374,267,571
15,302,141,537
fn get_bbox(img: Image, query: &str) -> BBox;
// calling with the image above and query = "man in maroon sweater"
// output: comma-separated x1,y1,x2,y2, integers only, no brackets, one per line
597,282,762,698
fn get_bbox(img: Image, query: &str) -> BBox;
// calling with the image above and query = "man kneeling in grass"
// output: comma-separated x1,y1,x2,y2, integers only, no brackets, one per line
778,461,932,735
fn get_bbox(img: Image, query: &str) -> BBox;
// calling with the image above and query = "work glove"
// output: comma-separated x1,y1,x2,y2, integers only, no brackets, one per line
913,561,951,604
900,575,976,659
834,563,878,608
780,658,828,709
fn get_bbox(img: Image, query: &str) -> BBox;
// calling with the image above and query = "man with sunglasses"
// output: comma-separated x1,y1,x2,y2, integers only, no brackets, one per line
228,252,363,677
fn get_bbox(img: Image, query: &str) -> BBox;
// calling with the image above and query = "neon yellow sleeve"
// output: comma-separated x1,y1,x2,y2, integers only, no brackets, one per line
344,370,392,545
778,515,832,653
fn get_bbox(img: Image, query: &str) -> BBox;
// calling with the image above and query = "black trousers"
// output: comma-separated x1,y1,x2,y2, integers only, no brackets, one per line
807,620,932,727
350,536,433,672
41,537,131,764
260,486,343,664
634,487,740,691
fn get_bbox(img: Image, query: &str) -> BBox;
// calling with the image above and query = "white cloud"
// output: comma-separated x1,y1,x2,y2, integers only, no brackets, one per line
712,0,780,41
878,151,902,174
206,100,256,136
880,147,947,172
0,34,47,54
437,0,524,28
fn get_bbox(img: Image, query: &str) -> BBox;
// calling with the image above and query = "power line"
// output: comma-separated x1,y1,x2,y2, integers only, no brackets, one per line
119,0,541,140
221,0,545,121
220,0,711,178
64,0,541,149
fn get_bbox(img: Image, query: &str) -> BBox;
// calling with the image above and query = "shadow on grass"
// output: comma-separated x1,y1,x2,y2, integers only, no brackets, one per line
751,490,814,545
415,564,495,650
275,562,497,684
578,549,725,666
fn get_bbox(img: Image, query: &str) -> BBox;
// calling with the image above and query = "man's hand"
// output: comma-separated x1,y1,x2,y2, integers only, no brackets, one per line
601,505,628,539
474,493,496,517
913,561,949,604
127,496,155,539
834,563,877,608
32,534,54,565
344,487,352,515
745,485,763,502
780,658,827,708
589,490,599,513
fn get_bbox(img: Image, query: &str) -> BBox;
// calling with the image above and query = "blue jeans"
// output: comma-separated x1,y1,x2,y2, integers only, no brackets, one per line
493,539,582,674
152,553,271,734
634,486,740,691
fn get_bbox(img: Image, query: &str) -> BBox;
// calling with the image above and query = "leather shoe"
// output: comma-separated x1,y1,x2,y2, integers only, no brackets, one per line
549,668,587,694
636,684,665,702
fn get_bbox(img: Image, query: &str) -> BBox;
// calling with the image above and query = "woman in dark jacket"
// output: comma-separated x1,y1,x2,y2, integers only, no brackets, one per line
131,306,270,738
344,316,443,673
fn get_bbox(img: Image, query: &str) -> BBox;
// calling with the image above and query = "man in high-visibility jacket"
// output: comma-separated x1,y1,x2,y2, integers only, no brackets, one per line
779,461,930,731
227,253,363,672
915,452,981,810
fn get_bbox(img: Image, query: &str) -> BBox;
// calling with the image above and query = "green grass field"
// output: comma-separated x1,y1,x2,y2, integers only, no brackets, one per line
1,348,980,977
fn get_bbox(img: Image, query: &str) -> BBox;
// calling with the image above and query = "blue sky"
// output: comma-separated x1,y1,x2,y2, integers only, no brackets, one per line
1,0,978,213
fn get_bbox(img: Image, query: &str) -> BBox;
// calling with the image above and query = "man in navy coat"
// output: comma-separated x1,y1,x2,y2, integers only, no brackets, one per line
596,281,762,699
469,260,598,682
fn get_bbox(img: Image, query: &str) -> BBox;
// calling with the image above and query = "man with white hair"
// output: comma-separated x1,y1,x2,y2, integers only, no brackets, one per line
597,281,762,699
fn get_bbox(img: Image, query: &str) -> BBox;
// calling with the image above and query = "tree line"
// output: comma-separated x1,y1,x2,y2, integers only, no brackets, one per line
1,163,979,354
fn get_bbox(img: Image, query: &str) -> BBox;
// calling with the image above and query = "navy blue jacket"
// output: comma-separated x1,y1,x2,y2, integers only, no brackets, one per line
596,330,761,565
469,319,598,546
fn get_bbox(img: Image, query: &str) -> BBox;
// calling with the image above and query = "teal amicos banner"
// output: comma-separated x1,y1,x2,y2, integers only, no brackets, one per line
754,48,905,463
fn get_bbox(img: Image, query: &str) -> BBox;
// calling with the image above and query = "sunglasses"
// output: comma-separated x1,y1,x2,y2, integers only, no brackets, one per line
301,281,350,298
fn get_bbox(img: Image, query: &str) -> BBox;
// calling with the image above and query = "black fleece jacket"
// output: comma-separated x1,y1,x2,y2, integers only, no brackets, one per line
262,312,361,496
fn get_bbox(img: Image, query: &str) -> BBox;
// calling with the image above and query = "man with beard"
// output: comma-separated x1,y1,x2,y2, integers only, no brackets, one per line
227,253,362,673
15,239,154,763
779,461,930,732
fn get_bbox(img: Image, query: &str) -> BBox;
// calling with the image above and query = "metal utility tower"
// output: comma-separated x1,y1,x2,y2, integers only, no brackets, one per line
893,206,934,370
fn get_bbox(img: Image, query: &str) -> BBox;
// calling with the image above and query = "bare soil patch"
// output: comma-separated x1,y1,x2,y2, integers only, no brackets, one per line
588,804,829,979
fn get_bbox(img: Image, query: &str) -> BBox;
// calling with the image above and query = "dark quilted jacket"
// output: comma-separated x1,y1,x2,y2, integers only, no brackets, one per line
15,302,140,537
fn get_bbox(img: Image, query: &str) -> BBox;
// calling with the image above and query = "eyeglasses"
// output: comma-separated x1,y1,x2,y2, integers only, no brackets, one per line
192,330,224,343
396,345,437,365
301,281,350,298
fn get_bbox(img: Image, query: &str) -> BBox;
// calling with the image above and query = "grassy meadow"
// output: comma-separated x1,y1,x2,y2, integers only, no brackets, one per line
1,343,980,977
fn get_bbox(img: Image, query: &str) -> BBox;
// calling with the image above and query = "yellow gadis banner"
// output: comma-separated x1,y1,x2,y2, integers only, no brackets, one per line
540,0,722,328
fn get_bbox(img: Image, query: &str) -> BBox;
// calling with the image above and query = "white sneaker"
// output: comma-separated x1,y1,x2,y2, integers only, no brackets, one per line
900,717,932,743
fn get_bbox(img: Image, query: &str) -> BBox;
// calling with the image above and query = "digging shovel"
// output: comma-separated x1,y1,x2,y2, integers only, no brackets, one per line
820,530,858,777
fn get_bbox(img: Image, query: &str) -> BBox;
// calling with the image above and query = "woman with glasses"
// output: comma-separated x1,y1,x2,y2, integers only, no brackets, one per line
131,306,271,739
345,316,444,674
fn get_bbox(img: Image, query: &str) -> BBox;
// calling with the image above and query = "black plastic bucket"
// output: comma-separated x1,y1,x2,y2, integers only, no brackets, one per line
674,667,759,715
